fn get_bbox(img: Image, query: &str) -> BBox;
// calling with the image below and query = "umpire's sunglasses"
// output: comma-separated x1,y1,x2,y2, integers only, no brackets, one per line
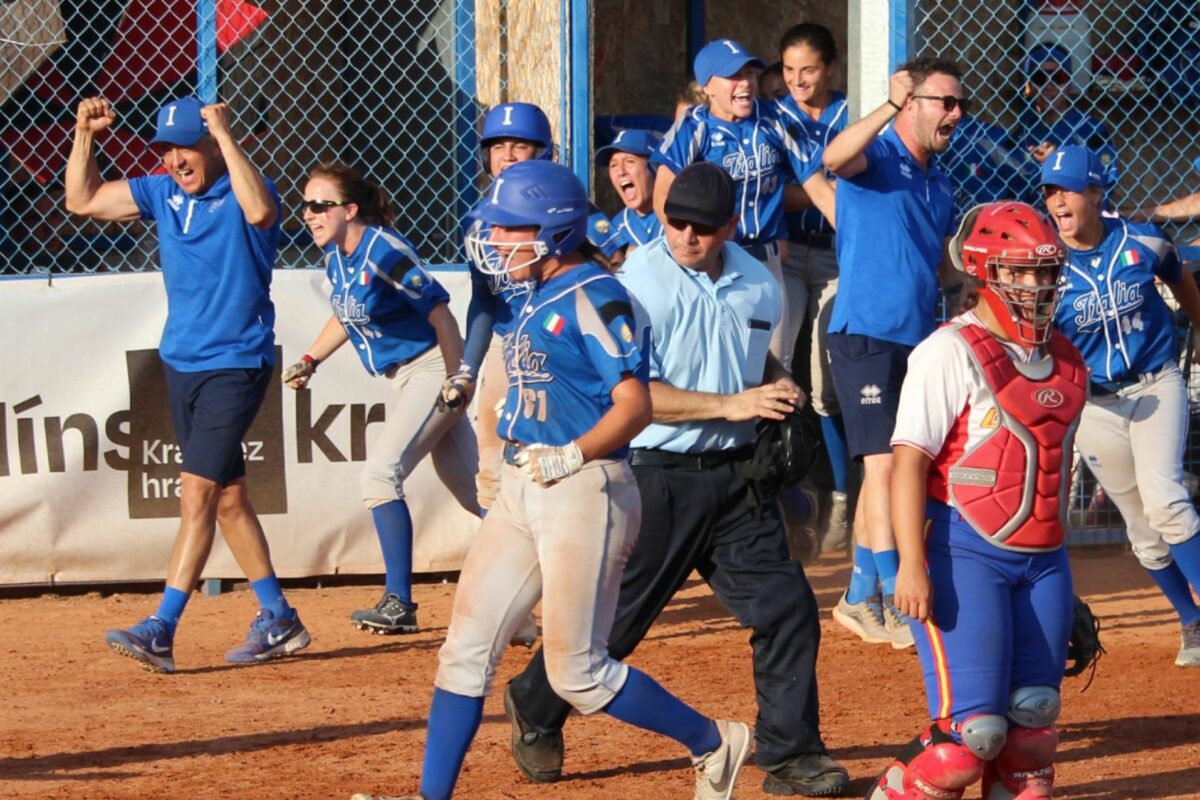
665,217,722,236
300,199,352,214
1031,69,1070,88
911,95,973,115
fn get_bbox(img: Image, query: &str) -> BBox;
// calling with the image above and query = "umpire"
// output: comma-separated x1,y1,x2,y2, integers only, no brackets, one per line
504,162,850,797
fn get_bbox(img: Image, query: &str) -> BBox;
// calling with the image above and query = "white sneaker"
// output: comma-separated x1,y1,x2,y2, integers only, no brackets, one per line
692,719,753,800
1176,620,1200,667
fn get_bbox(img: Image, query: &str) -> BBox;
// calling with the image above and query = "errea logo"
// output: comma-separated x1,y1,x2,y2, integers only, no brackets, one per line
167,195,184,212
860,385,882,405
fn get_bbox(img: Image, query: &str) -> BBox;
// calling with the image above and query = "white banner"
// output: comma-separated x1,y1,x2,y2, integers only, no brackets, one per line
0,269,481,585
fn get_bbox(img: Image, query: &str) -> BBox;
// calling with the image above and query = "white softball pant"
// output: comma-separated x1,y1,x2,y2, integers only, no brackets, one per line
1075,363,1200,570
436,459,638,713
360,345,479,514
473,334,507,511
781,241,840,417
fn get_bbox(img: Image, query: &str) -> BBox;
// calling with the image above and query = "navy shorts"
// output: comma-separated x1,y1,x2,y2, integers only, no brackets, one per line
827,332,913,460
164,364,272,485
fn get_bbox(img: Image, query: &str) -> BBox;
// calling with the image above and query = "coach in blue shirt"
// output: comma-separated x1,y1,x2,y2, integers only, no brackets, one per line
821,58,963,650
65,95,308,673
503,163,850,797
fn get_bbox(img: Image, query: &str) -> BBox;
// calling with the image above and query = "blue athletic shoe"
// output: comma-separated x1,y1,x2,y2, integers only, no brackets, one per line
225,608,311,664
105,615,176,674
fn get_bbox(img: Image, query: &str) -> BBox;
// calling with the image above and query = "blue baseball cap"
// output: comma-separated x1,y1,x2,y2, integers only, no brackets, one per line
1040,145,1103,192
1024,43,1072,77
595,129,661,167
149,97,209,147
587,210,630,259
694,39,765,87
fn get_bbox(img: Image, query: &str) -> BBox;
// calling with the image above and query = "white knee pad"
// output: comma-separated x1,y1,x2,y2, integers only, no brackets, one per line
1007,686,1060,729
543,652,629,716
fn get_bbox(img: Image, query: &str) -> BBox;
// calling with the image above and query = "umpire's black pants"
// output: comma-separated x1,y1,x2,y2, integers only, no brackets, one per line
507,457,827,767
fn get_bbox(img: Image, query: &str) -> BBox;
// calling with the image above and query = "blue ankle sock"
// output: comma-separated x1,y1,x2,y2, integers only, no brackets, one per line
1146,562,1200,625
1168,536,1200,597
250,574,291,619
372,500,414,602
604,668,720,756
155,587,190,634
847,545,880,604
820,415,850,494
419,688,484,800
875,549,900,596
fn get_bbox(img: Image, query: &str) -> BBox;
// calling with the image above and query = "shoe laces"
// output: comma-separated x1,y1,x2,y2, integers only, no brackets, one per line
376,593,410,615
130,615,170,640
883,599,912,627
863,597,887,627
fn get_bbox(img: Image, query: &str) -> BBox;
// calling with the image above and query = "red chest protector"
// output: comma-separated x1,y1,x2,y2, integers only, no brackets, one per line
928,324,1087,551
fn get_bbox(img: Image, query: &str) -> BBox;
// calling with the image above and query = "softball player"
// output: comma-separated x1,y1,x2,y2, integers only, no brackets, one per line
652,37,836,370
871,202,1086,799
595,129,662,250
352,160,751,800
282,163,479,634
1042,146,1200,667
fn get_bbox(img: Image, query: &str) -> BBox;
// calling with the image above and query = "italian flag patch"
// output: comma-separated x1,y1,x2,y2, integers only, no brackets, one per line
543,311,566,335
1119,249,1141,267
359,269,371,286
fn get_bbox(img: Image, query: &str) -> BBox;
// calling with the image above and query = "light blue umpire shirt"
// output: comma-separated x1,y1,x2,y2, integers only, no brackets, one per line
617,236,782,453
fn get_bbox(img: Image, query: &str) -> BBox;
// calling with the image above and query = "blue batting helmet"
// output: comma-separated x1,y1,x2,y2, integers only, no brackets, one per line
480,102,554,170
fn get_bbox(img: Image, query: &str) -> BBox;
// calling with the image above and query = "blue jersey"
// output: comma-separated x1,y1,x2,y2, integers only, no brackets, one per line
614,207,662,247
499,263,649,457
651,101,824,246
324,225,449,376
1018,108,1118,201
830,127,957,346
128,172,280,371
1056,217,1182,383
941,116,1024,212
774,91,848,236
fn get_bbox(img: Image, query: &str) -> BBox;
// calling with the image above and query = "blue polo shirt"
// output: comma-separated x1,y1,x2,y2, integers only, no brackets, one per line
324,225,449,376
129,172,280,371
652,102,824,246
615,207,662,248
618,238,781,453
775,91,848,236
499,262,648,457
1057,217,1182,383
830,127,956,346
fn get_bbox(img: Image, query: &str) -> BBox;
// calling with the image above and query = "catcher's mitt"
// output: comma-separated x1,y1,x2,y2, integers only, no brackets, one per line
1064,595,1105,688
739,409,822,509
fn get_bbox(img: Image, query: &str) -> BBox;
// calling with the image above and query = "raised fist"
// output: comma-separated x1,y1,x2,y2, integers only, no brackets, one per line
76,97,116,134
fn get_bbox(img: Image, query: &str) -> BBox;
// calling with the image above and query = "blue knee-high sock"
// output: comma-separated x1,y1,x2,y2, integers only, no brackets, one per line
250,574,291,619
1146,562,1200,625
419,688,484,800
820,414,850,494
875,549,900,597
372,500,414,602
155,586,190,634
604,668,720,757
1165,535,1200,606
847,545,880,604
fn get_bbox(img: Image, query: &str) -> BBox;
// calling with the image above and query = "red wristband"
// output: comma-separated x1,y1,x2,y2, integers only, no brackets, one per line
302,353,319,370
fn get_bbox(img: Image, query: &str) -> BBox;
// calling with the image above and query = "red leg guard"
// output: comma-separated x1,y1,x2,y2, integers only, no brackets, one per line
982,726,1057,799
868,722,987,800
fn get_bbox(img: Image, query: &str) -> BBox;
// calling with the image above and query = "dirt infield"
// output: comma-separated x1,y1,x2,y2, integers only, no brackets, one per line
1,548,1197,799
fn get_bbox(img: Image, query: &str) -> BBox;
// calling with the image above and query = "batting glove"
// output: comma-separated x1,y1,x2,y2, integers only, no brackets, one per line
515,441,585,486
282,354,319,389
437,363,477,411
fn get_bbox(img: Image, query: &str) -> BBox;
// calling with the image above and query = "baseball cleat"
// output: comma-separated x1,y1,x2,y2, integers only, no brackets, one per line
1176,620,1200,667
692,719,752,800
831,590,890,644
762,752,850,796
105,615,176,674
225,608,311,663
350,593,419,635
882,595,915,650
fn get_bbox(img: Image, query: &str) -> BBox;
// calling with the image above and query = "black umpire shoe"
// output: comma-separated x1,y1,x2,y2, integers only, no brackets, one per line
350,593,419,634
762,753,850,796
503,684,563,783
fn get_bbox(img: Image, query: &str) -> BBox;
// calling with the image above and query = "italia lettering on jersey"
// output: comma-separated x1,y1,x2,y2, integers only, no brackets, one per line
325,225,449,376
652,101,824,244
774,91,848,235
615,207,662,247
1055,217,1181,382
500,263,649,457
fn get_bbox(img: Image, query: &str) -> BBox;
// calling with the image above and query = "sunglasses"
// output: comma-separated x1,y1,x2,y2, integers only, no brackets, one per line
666,217,722,236
300,199,352,214
1030,70,1070,88
911,95,972,114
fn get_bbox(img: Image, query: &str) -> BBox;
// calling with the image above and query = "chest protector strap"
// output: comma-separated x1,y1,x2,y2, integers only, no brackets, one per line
931,325,1087,551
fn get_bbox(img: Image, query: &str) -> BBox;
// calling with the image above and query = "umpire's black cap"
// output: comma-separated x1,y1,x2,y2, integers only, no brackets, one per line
663,163,736,228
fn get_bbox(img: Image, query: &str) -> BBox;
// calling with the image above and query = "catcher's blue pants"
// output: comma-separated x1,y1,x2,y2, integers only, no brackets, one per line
911,501,1073,724
507,457,828,767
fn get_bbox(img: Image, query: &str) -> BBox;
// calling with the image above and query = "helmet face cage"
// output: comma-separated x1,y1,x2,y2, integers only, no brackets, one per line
464,229,547,279
984,253,1066,345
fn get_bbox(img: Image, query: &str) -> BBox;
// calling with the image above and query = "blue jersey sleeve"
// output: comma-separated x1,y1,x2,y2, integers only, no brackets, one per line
572,280,648,394
127,174,166,222
771,115,824,184
1129,222,1183,284
371,234,448,318
652,113,700,174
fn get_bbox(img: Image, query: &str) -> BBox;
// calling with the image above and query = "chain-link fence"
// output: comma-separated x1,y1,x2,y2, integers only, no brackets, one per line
0,0,510,274
914,0,1200,541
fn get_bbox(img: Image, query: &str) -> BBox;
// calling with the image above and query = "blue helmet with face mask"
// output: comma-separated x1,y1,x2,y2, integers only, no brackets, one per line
479,102,555,171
